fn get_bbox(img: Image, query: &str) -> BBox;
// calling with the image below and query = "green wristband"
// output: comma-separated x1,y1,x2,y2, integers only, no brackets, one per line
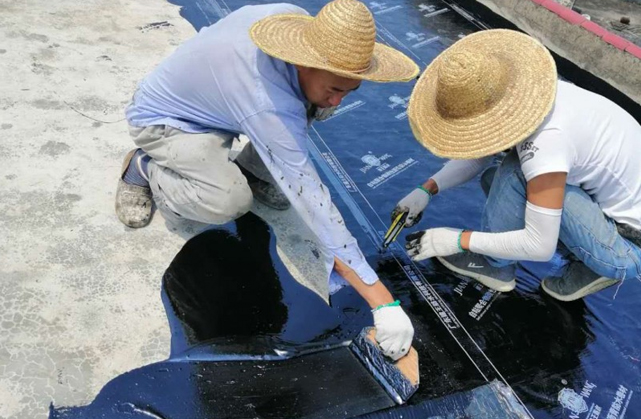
457,230,467,253
417,185,433,198
372,299,401,312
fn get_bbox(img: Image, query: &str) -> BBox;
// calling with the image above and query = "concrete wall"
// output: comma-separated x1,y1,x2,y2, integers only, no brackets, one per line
472,0,641,104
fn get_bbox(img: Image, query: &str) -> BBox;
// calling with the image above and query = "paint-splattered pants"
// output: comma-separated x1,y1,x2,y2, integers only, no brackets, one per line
129,124,273,227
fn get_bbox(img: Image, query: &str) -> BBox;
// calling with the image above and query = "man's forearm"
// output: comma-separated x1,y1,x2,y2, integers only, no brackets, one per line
430,157,492,193
334,257,394,309
421,178,439,195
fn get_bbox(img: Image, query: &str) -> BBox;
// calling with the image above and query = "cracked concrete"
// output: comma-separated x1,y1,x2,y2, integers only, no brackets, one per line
0,1,328,418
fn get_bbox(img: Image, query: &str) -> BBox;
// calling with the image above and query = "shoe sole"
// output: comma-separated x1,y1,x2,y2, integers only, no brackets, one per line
115,180,153,228
541,277,620,302
436,256,516,292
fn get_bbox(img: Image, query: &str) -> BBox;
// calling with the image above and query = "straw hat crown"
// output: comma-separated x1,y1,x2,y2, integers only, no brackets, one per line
250,0,419,82
436,51,509,118
408,29,557,159
304,0,375,73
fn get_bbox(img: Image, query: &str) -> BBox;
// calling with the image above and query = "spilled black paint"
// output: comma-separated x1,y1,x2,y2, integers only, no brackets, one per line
49,214,528,418
51,214,394,418
51,212,641,417
161,213,364,355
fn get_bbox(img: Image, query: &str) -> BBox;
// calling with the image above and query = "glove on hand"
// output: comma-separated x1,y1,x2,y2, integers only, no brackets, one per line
405,227,463,261
391,187,431,228
373,305,414,361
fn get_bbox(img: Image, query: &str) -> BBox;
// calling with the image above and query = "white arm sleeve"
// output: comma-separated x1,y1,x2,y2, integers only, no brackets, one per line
430,157,493,192
469,202,562,262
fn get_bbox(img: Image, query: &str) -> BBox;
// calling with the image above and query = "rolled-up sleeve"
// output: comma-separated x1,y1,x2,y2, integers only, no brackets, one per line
239,109,378,285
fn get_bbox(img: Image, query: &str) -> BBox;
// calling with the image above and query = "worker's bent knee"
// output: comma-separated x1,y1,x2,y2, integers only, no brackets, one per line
221,186,253,222
198,184,253,225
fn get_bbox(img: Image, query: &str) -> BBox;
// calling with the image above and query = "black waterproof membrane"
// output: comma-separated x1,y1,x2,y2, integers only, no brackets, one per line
51,0,641,418
51,213,528,418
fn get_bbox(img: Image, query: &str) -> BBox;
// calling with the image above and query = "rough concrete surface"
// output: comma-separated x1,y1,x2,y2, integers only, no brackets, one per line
573,0,641,45
474,0,641,103
0,1,328,418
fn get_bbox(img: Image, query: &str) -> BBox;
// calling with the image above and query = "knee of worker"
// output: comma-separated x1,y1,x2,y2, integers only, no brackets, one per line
485,151,527,204
560,186,633,262
559,186,609,240
494,150,525,183
562,185,595,214
482,154,527,232
197,183,253,224
480,166,498,197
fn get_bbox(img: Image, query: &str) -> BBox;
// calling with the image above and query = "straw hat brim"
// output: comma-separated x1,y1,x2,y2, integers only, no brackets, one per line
250,14,419,82
408,30,557,159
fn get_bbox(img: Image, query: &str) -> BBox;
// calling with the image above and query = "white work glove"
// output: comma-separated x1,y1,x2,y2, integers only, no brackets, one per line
391,187,432,227
405,227,463,261
373,305,414,361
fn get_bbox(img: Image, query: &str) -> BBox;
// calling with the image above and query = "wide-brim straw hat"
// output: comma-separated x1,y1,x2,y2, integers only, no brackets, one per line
408,29,557,159
250,0,419,82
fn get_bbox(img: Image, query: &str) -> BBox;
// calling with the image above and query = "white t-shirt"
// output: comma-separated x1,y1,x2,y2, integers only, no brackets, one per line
516,80,641,230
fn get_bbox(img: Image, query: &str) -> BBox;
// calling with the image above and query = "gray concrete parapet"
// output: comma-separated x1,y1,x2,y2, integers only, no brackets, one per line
472,0,641,104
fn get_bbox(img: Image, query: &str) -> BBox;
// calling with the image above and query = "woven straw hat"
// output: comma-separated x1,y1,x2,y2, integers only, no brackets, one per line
408,29,557,159
250,0,419,82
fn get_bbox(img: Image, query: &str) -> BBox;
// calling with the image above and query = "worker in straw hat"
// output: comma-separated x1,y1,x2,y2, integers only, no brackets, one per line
116,0,419,359
393,29,641,301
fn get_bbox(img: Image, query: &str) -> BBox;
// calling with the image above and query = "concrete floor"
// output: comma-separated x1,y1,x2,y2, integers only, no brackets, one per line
0,1,327,418
573,0,641,45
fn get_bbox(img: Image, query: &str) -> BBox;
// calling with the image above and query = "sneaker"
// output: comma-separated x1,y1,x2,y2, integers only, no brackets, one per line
237,164,290,211
115,149,153,228
436,253,516,292
541,262,620,301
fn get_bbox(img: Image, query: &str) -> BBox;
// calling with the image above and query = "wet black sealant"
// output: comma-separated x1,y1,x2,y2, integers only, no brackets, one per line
52,214,393,418
51,0,641,418
51,213,526,418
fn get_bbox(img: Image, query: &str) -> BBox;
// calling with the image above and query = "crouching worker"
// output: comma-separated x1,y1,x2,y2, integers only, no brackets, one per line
393,29,641,301
115,0,420,358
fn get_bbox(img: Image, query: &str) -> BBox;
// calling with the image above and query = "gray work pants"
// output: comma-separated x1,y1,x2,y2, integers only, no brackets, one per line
129,125,272,227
